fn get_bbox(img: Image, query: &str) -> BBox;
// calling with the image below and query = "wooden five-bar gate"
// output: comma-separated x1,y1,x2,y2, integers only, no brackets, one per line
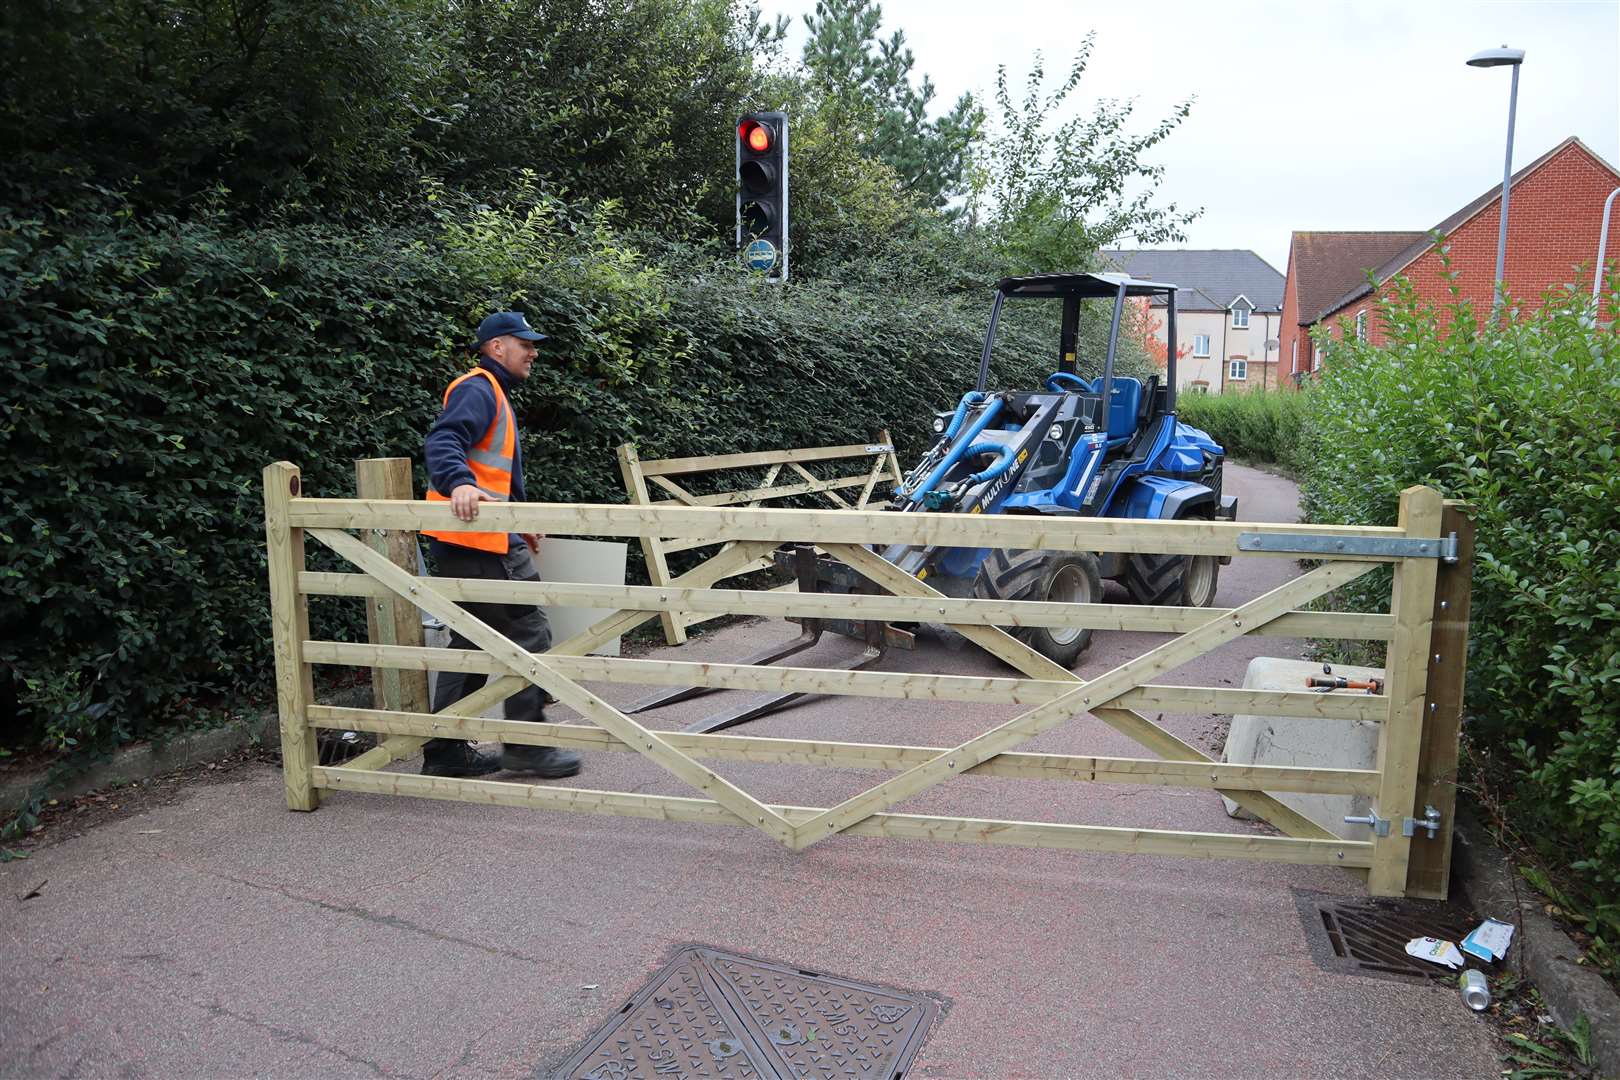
264,457,1472,900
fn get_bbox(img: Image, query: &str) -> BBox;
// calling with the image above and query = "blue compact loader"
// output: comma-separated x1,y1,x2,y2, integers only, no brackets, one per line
630,272,1238,733
796,271,1238,667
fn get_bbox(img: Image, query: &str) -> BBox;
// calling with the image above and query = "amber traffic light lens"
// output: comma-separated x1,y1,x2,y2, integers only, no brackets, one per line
740,159,774,194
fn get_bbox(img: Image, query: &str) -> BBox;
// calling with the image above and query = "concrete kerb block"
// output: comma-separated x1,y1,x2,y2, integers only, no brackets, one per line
1221,656,1384,841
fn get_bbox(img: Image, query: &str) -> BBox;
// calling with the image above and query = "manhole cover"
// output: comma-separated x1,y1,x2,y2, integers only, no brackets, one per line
552,946,938,1079
1293,888,1484,981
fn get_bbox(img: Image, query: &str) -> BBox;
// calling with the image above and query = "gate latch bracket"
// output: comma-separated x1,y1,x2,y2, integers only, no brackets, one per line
1238,531,1459,563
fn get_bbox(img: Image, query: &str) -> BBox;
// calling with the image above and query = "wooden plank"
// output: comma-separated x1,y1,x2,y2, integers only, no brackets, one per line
797,549,1377,849
1407,496,1470,900
312,767,1373,866
617,444,685,645
288,498,1410,559
354,458,430,719
1369,486,1445,896
305,641,1384,721
648,473,872,508
262,462,319,811
307,527,798,845
878,428,904,489
823,541,1354,844
298,571,1395,640
310,705,1383,796
854,452,887,509
639,442,894,477
788,462,852,508
647,474,704,506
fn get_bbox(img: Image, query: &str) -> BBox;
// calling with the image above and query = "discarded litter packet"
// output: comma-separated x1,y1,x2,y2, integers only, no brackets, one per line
1406,936,1465,970
1461,918,1515,962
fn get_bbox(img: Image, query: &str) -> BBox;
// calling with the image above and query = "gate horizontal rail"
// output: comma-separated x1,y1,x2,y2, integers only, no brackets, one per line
263,460,1471,899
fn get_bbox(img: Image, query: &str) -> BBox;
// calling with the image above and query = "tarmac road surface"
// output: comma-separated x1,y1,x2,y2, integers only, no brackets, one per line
0,464,1500,1078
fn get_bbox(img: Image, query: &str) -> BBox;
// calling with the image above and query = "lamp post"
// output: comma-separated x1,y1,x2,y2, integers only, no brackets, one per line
1467,45,1525,316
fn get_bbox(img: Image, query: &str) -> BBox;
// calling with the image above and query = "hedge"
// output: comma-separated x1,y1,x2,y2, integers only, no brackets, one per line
0,195,1149,758
1173,386,1308,469
1300,269,1620,947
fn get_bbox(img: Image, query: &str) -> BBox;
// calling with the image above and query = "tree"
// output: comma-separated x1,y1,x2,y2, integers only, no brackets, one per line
968,38,1200,274
799,0,981,211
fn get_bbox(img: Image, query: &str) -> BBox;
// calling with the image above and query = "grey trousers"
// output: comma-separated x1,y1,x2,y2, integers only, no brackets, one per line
428,541,552,741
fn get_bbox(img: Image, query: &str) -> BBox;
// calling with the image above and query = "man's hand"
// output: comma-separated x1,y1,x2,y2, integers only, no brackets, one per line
450,484,492,522
521,533,543,553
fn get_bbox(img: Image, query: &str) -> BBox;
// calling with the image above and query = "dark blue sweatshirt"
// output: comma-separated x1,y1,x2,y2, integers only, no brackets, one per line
425,359,525,552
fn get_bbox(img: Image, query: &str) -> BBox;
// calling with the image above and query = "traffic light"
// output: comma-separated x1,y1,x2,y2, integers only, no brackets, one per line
736,111,788,281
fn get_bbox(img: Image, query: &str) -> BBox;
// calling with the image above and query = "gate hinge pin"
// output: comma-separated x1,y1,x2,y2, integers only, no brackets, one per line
1403,805,1442,840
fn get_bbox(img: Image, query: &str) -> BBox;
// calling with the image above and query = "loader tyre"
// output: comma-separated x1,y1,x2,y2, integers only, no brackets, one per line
973,549,1102,667
1122,518,1221,608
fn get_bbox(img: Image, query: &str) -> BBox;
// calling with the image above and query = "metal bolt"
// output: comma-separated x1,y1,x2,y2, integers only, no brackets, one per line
1419,543,1430,553
1082,697,1091,706
1440,600,1450,610
1336,851,1345,861
1433,653,1442,665
938,607,947,615
1335,540,1345,550
659,594,668,602
947,759,956,769
1233,618,1243,628
1430,702,1438,714
408,585,419,595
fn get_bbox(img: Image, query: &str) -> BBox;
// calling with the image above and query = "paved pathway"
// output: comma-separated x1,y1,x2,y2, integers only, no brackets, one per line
0,465,1499,1078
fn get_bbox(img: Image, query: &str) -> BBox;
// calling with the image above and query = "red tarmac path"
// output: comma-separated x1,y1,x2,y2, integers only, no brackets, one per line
0,465,1499,1077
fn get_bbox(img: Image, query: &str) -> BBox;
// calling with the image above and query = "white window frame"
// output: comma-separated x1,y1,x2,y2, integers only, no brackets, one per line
1228,357,1248,381
1192,334,1211,358
1231,306,1250,329
1188,381,1210,394
1312,340,1322,371
1354,309,1368,341
1291,338,1298,372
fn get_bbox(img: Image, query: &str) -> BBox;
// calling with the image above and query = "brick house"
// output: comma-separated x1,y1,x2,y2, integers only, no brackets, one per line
1102,249,1286,393
1283,136,1620,382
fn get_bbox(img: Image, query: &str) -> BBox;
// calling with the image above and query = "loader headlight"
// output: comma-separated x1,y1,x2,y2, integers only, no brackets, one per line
1047,424,1064,442
932,416,947,433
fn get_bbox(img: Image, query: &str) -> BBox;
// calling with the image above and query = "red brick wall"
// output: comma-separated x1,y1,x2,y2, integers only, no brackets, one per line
1316,142,1620,341
1279,241,1306,381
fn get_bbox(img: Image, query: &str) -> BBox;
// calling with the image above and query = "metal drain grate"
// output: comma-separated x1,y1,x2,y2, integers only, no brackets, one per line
552,946,938,1079
1293,888,1483,981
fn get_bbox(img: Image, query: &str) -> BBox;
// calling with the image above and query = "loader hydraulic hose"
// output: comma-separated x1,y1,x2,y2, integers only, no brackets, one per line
959,442,1018,484
908,396,1004,504
942,391,987,441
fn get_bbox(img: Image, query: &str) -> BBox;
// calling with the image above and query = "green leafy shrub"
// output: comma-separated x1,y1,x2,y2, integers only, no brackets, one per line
0,191,1136,759
1299,262,1620,938
1174,388,1308,467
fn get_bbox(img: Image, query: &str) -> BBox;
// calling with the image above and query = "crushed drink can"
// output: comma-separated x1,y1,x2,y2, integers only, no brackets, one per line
1459,969,1490,1011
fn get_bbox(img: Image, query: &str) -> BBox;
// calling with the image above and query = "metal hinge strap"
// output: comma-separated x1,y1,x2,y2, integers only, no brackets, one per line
1238,531,1459,563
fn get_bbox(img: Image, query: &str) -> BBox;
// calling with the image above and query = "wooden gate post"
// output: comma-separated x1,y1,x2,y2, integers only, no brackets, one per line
618,443,686,645
1369,485,1444,895
1404,500,1475,900
263,461,319,811
355,458,430,717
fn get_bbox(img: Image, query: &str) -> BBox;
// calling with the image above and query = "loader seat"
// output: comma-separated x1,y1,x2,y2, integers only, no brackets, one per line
1089,376,1143,441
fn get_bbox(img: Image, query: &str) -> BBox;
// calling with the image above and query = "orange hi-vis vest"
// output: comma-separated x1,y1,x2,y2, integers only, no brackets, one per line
424,367,517,553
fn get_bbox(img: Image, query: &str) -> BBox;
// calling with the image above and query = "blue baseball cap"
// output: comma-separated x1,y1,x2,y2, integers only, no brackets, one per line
470,310,546,350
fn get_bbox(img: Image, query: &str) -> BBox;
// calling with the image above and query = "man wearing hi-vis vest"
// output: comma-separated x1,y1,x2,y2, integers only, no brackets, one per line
420,311,583,780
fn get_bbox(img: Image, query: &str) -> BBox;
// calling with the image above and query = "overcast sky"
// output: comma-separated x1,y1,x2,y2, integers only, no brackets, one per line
768,0,1620,273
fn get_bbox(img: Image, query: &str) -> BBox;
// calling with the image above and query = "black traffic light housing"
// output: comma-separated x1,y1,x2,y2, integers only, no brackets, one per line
736,111,788,282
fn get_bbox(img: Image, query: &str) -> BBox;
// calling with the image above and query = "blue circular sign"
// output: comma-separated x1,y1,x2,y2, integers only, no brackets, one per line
743,238,779,272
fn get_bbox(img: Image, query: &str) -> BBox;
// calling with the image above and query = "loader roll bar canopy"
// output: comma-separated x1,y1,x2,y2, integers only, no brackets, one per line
976,271,1180,420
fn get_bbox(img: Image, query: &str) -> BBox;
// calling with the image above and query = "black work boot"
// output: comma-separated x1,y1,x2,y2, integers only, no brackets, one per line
421,739,503,778
500,744,582,779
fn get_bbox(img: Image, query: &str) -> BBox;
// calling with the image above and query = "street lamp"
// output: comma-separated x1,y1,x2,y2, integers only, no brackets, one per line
1467,45,1525,316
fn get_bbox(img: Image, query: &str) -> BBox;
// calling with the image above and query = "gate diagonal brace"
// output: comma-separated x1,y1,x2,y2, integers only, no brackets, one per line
306,528,798,846
790,551,1379,851
822,544,1360,848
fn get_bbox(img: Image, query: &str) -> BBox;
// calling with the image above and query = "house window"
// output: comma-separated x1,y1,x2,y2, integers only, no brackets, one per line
1354,310,1368,341
1229,357,1248,381
1291,339,1298,372
1189,381,1210,394
1232,307,1249,329
1192,334,1211,357
1312,341,1322,371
